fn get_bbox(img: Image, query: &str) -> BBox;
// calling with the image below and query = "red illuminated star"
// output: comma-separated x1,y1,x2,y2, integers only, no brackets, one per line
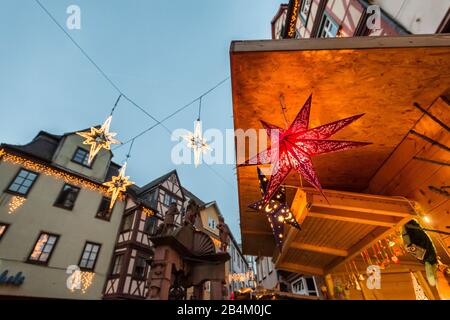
240,94,371,203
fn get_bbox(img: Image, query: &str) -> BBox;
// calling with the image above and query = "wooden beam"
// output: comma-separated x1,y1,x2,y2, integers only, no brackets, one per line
290,242,348,257
277,262,324,276
308,206,401,227
274,226,298,266
241,230,273,236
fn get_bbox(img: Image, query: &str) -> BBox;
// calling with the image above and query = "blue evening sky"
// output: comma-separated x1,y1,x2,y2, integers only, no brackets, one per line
0,0,284,242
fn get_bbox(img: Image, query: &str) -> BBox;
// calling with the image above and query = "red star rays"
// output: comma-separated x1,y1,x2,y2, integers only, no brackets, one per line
239,94,371,203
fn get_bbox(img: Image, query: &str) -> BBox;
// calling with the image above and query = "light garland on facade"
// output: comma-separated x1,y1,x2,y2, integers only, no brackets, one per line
8,196,26,214
229,271,255,283
143,207,155,217
0,149,123,200
80,272,95,294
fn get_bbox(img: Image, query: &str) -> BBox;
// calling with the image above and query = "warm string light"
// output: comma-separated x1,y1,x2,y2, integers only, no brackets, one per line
142,207,155,217
8,196,26,214
229,271,255,283
81,272,95,294
0,150,123,200
410,272,428,300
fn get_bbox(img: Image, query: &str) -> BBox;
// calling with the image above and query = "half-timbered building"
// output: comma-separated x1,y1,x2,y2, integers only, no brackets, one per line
103,170,185,299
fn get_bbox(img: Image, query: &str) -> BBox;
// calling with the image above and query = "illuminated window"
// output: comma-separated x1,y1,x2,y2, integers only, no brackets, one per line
28,232,59,264
0,223,9,240
300,0,312,25
79,242,101,271
318,13,339,38
111,254,123,275
133,256,147,279
54,184,80,210
208,216,216,230
7,169,38,196
96,197,112,221
144,216,158,235
72,147,91,167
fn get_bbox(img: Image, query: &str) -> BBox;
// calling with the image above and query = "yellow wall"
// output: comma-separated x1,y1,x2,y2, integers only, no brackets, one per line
0,149,124,299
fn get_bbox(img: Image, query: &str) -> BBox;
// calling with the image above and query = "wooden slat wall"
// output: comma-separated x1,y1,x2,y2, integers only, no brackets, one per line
367,94,450,255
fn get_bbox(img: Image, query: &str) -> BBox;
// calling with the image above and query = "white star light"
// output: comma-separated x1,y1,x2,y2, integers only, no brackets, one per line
182,120,211,167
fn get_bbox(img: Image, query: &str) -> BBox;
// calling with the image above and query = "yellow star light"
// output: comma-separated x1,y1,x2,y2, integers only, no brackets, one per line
182,120,211,167
77,116,120,164
103,162,134,209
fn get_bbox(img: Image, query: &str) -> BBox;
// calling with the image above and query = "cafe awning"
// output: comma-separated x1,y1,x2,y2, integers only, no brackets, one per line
230,34,450,261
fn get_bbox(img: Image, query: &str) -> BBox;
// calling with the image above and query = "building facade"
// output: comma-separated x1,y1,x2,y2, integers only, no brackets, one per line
0,129,125,299
271,0,450,40
103,170,184,299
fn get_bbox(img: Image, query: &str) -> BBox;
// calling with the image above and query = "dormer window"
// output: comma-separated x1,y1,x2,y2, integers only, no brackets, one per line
71,147,91,167
208,216,216,230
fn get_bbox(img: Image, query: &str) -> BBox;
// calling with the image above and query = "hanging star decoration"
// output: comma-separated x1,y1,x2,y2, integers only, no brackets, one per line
77,116,120,164
240,94,371,203
103,162,134,209
182,120,211,167
249,167,301,247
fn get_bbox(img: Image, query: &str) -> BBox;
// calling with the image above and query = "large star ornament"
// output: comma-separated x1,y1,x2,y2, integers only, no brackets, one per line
182,120,211,167
240,94,370,203
249,167,301,247
103,162,134,209
77,116,120,164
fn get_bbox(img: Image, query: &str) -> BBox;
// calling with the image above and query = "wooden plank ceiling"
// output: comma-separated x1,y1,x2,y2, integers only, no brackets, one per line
230,35,450,256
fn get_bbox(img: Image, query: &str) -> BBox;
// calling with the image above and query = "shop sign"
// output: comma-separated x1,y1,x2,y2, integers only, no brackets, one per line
0,270,25,286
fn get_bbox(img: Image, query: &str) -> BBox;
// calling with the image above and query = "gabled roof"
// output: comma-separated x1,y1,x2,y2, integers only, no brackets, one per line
182,187,206,206
139,169,178,194
1,128,120,183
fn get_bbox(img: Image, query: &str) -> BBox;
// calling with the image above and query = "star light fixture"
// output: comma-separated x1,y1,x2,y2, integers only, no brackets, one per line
182,120,211,167
77,116,120,164
249,167,301,247
240,94,371,203
103,162,134,209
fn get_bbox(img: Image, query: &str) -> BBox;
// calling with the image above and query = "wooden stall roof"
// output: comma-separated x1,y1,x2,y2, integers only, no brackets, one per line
230,35,450,257
275,188,418,275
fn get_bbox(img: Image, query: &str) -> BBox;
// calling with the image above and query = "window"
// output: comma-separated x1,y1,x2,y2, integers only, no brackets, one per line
7,169,38,196
71,147,91,167
54,184,80,210
79,242,101,270
268,259,274,273
111,254,123,275
300,0,312,24
28,232,59,264
144,216,158,235
96,197,112,220
292,277,318,296
163,193,174,206
133,256,147,278
121,214,134,232
0,223,9,240
207,216,216,230
319,13,339,38
148,190,158,207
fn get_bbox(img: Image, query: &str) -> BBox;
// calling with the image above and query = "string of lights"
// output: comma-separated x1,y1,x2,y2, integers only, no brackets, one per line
33,0,235,190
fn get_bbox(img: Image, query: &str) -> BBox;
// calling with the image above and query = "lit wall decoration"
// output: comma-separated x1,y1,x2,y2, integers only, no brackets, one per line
142,207,155,217
8,196,26,214
76,116,120,165
229,271,255,283
103,162,134,209
80,272,95,294
0,149,123,201
182,120,211,168
239,94,370,204
283,0,301,39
